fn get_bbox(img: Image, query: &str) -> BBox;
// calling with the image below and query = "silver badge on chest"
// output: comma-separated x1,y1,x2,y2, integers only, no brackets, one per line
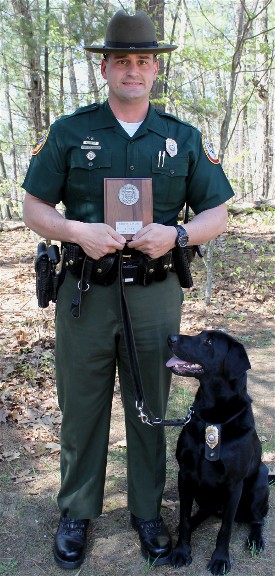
166,138,178,157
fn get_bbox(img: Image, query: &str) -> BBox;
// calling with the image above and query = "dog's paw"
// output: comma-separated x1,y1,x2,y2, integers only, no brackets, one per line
247,534,265,554
172,546,192,568
207,551,231,575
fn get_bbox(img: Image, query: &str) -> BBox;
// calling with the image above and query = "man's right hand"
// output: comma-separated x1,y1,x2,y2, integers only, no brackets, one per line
23,193,126,259
76,222,126,260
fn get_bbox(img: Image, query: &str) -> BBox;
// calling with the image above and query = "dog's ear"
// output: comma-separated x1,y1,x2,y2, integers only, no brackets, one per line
223,340,251,380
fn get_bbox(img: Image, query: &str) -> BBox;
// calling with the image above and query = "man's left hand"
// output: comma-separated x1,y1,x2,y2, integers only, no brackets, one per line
127,223,177,259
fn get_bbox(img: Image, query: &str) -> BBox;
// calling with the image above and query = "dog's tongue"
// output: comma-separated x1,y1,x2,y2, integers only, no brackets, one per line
166,356,187,368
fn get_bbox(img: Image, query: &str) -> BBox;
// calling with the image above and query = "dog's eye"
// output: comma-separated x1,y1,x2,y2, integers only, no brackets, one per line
205,337,212,346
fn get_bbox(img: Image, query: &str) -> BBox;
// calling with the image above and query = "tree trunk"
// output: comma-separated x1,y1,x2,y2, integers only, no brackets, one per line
219,2,245,164
77,2,100,103
136,0,165,109
254,2,273,198
2,56,18,205
44,0,50,128
64,6,79,109
11,0,43,141
164,0,181,104
67,46,79,109
0,148,7,179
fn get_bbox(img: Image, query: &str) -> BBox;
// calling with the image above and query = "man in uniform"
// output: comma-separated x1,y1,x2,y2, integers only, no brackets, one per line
22,10,234,571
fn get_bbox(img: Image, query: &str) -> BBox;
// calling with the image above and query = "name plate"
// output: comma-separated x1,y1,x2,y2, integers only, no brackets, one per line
104,178,153,240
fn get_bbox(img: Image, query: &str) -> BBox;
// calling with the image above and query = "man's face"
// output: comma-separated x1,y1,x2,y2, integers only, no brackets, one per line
101,53,159,104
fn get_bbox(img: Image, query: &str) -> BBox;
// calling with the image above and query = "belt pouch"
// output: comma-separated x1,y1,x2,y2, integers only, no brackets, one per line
92,253,118,286
64,243,85,277
139,255,157,286
155,250,172,281
172,246,193,288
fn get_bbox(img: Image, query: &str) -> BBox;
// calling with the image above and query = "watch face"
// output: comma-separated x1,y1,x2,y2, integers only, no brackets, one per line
177,233,189,248
175,225,189,248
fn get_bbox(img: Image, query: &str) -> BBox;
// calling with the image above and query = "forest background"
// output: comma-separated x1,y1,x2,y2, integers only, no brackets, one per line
0,0,274,220
0,3,274,574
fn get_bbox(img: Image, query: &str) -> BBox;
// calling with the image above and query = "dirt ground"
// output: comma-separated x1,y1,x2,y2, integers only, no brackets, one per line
0,211,274,576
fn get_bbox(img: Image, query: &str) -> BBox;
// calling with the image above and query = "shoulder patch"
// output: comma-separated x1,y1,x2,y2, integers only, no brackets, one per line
32,128,50,155
202,135,220,164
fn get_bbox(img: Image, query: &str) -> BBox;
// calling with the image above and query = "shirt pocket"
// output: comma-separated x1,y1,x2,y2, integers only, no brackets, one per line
152,154,189,206
67,149,112,201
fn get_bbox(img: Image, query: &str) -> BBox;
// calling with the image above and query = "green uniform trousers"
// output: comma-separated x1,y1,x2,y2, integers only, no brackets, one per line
55,270,182,520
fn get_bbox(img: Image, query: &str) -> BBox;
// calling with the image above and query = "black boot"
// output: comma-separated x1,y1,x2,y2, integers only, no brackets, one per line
131,513,172,565
54,517,89,569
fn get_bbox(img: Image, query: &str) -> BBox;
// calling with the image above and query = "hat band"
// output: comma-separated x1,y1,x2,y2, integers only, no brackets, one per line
104,41,158,49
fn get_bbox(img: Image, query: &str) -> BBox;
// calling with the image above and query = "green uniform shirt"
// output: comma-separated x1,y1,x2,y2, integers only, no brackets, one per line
22,100,234,224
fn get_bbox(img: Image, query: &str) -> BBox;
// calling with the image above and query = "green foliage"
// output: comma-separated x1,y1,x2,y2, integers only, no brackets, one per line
0,559,19,576
0,0,274,214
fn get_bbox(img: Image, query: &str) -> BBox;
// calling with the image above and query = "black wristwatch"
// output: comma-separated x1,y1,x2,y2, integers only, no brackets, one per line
174,225,189,248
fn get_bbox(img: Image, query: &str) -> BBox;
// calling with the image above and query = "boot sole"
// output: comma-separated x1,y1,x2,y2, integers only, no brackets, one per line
54,548,85,570
131,516,172,566
141,545,172,565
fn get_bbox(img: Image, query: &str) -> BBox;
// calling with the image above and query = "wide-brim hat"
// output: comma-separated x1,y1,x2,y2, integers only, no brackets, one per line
84,10,177,54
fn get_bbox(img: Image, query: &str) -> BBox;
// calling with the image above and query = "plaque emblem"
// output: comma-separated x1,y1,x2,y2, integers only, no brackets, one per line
205,425,219,449
118,184,140,206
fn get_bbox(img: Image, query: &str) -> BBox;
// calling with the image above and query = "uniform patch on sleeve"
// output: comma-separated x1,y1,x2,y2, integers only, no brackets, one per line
202,135,220,164
32,128,50,155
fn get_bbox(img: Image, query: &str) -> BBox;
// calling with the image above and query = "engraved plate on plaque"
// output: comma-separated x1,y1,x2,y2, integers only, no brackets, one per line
104,178,153,240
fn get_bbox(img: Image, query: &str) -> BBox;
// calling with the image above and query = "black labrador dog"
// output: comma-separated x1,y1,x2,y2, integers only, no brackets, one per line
166,330,269,575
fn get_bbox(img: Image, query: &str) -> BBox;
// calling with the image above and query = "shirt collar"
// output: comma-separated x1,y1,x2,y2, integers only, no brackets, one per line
89,101,169,138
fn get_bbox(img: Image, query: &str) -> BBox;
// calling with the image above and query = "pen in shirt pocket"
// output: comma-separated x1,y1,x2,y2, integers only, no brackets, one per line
158,151,166,167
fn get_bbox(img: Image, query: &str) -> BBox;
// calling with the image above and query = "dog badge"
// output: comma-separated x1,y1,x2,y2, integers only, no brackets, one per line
205,424,221,461
118,184,139,206
86,151,96,161
166,138,177,157
205,425,219,449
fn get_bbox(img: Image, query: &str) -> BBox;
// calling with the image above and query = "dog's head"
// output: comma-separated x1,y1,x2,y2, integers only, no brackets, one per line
167,330,251,381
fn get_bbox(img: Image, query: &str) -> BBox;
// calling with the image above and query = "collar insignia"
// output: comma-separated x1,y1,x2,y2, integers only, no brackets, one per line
86,151,96,162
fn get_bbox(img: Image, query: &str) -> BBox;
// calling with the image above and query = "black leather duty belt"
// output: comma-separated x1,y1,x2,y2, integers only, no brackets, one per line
62,242,174,288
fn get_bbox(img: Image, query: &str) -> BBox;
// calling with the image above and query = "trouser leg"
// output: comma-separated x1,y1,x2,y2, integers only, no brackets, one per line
55,271,182,520
55,274,120,519
118,273,182,519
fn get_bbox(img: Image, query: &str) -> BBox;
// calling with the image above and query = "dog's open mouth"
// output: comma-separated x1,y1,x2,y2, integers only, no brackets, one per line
166,356,204,376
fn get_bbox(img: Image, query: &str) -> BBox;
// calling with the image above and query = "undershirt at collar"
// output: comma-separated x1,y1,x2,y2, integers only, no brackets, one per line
117,118,143,137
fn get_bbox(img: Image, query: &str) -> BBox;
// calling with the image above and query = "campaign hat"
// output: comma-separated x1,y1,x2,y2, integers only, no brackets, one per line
84,10,177,54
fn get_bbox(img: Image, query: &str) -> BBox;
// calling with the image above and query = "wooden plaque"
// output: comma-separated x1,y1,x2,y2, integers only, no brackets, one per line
104,178,153,240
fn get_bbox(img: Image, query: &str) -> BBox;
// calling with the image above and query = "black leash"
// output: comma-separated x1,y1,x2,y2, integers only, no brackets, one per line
118,251,193,427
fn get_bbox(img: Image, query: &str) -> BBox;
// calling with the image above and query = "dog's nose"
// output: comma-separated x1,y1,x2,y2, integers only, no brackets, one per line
167,335,178,344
